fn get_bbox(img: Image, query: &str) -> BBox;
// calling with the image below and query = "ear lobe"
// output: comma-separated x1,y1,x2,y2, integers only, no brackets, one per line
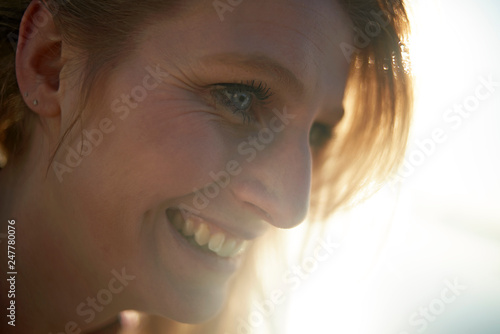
16,0,62,118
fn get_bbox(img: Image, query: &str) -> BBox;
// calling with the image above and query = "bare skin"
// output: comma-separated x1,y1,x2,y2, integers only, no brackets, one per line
0,0,352,333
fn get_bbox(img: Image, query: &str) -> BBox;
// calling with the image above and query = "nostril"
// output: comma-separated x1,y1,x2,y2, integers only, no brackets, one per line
244,201,273,224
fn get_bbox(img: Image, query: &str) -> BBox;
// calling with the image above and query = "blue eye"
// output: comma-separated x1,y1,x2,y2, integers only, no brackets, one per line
221,89,253,111
212,81,272,124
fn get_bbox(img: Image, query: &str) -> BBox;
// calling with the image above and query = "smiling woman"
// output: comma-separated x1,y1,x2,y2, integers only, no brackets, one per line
0,0,412,333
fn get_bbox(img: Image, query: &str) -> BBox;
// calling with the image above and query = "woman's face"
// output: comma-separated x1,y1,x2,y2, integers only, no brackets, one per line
49,0,352,322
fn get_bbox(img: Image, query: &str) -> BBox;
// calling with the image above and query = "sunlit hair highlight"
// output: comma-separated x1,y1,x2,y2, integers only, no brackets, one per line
0,0,412,333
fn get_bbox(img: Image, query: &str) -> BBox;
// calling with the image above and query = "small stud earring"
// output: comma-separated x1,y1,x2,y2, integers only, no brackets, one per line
33,99,39,106
24,92,29,97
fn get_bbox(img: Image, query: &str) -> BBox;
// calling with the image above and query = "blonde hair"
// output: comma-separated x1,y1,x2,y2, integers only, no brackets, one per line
0,0,412,332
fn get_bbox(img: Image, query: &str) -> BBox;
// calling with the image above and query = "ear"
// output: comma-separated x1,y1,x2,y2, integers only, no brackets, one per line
16,0,62,118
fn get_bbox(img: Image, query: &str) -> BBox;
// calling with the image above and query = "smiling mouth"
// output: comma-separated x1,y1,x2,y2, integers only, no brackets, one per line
166,208,249,258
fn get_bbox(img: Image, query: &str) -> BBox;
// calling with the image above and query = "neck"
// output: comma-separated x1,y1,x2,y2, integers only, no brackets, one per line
0,127,125,334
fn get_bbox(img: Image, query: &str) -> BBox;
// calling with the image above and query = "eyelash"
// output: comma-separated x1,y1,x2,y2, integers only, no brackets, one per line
212,80,273,124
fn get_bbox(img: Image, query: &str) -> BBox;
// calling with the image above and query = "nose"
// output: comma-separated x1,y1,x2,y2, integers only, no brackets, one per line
231,123,311,229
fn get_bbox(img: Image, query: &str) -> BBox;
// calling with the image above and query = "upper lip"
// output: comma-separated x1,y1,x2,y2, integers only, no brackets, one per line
176,207,268,241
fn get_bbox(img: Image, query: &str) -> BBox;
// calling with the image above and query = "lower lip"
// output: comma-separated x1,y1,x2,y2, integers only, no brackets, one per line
164,211,241,274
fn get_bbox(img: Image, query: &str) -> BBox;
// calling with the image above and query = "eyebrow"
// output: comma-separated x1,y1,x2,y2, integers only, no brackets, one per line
197,52,305,98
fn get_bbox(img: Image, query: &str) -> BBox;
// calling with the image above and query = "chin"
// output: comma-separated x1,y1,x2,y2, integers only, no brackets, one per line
151,285,229,324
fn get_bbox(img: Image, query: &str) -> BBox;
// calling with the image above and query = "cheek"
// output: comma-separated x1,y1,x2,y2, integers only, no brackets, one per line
142,111,230,183
52,83,239,259
88,100,234,209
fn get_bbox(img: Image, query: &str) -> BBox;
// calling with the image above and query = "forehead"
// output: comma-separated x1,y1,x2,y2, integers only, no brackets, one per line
143,0,353,107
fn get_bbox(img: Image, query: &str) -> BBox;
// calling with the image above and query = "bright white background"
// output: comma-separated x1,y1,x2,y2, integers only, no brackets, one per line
282,1,500,333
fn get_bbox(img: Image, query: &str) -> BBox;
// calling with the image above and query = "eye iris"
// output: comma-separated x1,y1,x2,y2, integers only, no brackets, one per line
224,90,252,110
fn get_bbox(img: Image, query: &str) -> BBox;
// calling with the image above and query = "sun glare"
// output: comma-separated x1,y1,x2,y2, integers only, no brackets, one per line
284,0,500,333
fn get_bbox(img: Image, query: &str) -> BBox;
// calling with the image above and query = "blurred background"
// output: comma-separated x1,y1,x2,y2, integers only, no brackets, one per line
280,0,500,333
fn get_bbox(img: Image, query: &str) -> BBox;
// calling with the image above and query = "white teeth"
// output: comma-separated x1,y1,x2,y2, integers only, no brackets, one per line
217,239,249,258
182,218,195,236
208,233,225,253
194,223,210,246
169,209,250,258
217,239,237,257
227,240,249,258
